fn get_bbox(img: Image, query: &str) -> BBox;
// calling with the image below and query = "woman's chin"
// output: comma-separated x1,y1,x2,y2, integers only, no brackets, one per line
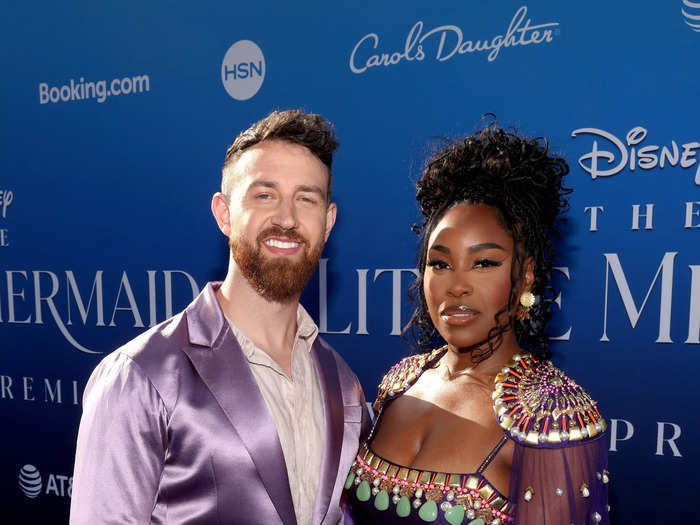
441,336,491,353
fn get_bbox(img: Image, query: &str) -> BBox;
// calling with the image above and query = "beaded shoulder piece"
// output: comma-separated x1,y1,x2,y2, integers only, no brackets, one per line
492,353,606,447
373,347,447,412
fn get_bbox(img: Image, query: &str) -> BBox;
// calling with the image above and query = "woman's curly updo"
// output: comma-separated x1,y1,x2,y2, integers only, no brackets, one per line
405,120,571,362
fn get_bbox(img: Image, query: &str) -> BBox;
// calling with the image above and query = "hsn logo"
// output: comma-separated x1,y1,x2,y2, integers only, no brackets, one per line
221,40,265,100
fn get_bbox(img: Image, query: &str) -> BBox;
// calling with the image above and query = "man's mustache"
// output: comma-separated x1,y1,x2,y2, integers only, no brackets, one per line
256,226,307,245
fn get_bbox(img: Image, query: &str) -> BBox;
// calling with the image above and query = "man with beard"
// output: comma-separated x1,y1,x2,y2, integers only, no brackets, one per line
70,110,370,525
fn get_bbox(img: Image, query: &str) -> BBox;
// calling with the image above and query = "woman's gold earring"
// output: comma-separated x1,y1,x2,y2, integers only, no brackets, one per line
517,291,535,321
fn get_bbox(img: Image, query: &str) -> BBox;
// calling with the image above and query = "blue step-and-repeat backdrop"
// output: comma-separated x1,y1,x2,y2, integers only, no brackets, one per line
2,1,699,522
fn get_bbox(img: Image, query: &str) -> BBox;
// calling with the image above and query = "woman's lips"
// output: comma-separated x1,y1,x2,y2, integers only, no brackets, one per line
440,305,480,326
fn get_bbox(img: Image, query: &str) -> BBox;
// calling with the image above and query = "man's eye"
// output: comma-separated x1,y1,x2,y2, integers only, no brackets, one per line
299,195,317,204
256,193,272,200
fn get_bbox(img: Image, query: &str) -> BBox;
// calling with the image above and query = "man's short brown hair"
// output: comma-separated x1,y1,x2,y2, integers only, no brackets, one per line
222,109,339,201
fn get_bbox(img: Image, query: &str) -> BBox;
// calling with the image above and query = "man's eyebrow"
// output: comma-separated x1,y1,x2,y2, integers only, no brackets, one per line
248,180,278,190
247,181,325,198
296,184,325,197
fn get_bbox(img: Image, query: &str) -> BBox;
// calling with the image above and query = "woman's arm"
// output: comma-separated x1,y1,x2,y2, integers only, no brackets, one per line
509,434,609,525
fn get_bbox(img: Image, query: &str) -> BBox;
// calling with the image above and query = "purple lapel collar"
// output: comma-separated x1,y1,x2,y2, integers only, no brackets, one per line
182,284,297,525
311,338,344,525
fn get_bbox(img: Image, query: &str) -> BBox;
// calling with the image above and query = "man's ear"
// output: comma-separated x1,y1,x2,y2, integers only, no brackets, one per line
323,202,337,242
211,192,231,236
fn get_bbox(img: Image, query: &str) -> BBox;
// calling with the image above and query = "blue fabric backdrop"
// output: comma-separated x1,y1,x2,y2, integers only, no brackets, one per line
2,1,699,522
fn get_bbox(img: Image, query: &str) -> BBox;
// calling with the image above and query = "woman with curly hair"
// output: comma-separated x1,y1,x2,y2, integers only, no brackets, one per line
343,122,609,525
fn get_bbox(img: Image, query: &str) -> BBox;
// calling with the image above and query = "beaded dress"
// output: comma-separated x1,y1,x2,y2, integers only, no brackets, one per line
343,348,610,525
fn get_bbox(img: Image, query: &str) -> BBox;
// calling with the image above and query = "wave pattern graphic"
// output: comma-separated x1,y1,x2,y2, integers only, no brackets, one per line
682,0,700,31
19,464,42,498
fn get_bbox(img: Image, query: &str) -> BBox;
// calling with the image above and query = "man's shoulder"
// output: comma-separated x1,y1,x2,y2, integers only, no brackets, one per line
117,311,188,364
85,313,190,408
112,282,221,372
86,300,201,408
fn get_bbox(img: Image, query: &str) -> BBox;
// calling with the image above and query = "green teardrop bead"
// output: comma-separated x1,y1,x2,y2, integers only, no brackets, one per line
418,500,438,522
374,489,390,511
467,518,485,525
356,480,371,502
444,504,465,525
344,471,355,490
396,496,411,517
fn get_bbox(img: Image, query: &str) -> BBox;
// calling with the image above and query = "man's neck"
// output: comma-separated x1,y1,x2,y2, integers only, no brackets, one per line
216,264,300,376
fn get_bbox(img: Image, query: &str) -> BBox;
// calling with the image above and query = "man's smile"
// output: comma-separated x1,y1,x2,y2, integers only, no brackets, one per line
263,236,303,255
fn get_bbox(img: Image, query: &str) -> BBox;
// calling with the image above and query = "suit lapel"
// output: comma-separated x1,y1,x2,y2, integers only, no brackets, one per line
181,284,297,525
311,338,344,525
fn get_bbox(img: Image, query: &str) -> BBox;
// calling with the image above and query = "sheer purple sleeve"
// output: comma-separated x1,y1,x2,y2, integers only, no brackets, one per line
509,433,609,525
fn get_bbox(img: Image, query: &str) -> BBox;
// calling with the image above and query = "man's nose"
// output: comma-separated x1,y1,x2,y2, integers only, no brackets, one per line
270,197,298,230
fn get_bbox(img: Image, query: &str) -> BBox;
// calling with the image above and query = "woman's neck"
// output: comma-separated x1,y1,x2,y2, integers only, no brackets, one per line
440,331,522,382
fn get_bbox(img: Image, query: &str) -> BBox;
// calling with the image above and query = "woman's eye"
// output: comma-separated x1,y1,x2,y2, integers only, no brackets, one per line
474,258,501,269
427,259,450,270
256,193,273,200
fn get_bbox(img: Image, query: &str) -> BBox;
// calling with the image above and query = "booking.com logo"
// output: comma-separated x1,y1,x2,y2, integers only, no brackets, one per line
221,40,265,101
19,464,72,499
38,74,151,104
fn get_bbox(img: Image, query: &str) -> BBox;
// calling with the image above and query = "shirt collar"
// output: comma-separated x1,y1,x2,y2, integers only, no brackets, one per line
295,303,318,344
225,303,319,362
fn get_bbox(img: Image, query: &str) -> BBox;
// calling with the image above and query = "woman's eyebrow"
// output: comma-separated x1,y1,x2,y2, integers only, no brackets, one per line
468,242,506,253
428,244,450,254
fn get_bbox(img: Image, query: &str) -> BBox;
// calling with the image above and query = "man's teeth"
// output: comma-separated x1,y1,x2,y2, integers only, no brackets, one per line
265,239,300,249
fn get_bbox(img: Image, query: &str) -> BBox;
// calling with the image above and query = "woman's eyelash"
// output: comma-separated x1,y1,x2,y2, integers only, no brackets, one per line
427,259,449,269
475,258,501,267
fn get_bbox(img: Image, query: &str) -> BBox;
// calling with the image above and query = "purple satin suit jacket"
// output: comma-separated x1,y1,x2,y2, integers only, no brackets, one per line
70,283,370,524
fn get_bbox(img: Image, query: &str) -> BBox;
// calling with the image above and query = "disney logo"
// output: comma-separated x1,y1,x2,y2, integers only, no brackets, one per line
349,6,559,74
571,127,700,185
0,189,13,218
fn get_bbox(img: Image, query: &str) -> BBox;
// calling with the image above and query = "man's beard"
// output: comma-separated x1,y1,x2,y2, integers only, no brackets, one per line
230,226,324,303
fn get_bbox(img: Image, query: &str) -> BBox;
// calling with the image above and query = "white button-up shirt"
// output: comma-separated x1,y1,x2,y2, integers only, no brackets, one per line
227,306,326,525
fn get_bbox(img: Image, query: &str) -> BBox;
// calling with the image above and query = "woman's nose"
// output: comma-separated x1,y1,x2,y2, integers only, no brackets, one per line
446,275,473,297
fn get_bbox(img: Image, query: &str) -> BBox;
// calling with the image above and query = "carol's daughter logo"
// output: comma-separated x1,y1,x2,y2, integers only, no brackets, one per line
571,126,700,185
349,6,560,74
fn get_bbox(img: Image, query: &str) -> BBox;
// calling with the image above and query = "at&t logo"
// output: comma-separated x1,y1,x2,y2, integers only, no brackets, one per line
221,40,265,100
19,464,42,498
18,464,72,499
682,0,700,32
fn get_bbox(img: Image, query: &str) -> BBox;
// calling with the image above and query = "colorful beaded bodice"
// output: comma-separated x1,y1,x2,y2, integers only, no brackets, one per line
345,442,512,525
344,348,607,524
